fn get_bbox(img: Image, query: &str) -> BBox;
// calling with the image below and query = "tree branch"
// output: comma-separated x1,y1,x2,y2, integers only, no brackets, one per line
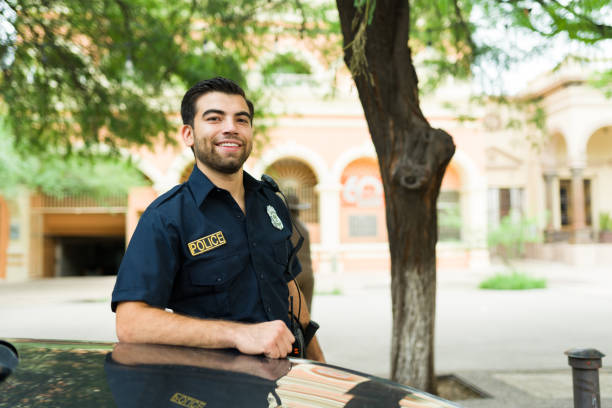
451,0,476,54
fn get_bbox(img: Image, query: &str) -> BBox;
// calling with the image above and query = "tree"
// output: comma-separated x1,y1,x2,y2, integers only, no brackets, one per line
0,0,334,195
0,0,334,153
336,0,454,392
335,0,612,392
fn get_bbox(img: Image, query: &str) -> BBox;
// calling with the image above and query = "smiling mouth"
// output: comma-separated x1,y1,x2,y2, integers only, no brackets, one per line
217,142,240,148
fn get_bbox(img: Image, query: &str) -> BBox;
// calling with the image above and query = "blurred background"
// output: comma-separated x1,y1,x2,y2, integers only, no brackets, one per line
0,0,610,284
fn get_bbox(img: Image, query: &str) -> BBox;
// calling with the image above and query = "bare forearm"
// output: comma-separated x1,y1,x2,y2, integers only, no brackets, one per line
115,301,295,359
116,301,239,349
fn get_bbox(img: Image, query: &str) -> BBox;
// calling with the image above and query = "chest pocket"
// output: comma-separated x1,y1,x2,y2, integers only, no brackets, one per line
187,254,246,318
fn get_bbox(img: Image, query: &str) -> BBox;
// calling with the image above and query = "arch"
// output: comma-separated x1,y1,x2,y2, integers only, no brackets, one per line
586,126,612,166
446,148,485,192
157,148,196,192
263,158,320,224
543,131,568,169
444,149,488,248
441,163,461,191
118,150,164,188
252,142,328,184
331,143,377,184
340,157,383,208
580,118,612,153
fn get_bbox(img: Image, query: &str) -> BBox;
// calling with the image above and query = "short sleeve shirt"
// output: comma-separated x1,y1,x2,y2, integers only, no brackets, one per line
111,166,301,327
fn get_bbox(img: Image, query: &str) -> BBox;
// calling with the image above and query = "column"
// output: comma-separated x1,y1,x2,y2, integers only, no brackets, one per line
543,172,556,241
315,182,342,279
570,167,590,243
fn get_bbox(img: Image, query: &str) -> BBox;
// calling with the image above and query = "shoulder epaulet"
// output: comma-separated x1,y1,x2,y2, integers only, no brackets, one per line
148,183,185,209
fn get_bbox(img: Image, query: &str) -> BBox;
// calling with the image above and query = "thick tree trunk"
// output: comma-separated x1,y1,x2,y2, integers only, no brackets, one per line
336,0,455,393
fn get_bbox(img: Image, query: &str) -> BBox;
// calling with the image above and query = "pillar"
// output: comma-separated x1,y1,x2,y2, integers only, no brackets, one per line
543,172,557,241
570,167,590,243
315,182,342,278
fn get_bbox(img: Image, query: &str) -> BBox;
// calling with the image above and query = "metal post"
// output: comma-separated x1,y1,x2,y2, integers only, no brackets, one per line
565,348,605,408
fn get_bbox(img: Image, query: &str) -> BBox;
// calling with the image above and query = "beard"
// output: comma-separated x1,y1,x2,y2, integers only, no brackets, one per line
193,137,251,175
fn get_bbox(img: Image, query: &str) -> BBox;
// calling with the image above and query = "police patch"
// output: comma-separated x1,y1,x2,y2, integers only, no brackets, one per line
266,205,284,230
187,231,226,256
170,392,207,408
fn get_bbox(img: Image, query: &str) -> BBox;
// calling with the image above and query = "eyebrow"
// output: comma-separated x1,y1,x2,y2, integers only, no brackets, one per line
202,109,251,120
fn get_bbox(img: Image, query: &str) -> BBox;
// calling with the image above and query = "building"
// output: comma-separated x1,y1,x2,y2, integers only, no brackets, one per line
1,54,611,281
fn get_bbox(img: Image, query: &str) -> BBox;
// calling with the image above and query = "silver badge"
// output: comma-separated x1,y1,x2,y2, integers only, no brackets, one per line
267,205,284,230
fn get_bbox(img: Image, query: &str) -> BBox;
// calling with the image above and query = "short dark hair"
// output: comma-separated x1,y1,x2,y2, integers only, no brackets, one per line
180,77,254,127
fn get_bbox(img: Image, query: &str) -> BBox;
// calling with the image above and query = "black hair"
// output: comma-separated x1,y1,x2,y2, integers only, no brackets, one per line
180,77,254,127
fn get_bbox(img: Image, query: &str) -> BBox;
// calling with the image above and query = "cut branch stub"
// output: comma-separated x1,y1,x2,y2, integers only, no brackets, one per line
391,125,455,190
392,159,430,190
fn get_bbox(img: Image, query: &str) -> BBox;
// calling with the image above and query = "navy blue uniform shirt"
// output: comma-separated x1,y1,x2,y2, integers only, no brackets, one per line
111,166,301,328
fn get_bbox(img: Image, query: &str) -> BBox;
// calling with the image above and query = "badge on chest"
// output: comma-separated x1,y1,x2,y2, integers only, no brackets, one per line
266,205,284,230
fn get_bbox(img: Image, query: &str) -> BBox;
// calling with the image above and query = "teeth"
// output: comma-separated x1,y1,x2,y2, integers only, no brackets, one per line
219,142,239,147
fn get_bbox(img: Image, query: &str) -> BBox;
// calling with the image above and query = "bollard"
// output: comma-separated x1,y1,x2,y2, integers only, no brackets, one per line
565,348,605,408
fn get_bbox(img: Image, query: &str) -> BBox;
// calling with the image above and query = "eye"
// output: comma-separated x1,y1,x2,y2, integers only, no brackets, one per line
206,116,221,122
237,117,250,124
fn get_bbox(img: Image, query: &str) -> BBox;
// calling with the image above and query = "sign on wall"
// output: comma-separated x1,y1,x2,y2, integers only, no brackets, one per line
341,175,383,208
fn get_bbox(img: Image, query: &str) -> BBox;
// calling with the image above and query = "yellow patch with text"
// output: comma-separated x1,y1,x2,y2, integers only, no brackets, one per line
170,392,207,408
187,231,226,256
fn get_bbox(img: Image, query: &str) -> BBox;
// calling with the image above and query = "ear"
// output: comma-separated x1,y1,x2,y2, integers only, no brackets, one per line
180,124,194,148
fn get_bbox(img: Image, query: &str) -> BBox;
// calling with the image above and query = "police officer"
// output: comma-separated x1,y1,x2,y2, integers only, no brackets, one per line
111,77,324,361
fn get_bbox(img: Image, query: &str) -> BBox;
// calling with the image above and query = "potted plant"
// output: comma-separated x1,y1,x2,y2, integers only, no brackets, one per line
599,212,612,243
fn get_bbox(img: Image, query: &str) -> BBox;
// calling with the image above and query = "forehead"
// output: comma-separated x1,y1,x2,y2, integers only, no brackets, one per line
194,91,249,116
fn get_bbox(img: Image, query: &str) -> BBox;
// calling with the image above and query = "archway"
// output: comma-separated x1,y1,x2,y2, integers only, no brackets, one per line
586,126,612,230
439,164,462,242
339,157,385,243
264,158,319,224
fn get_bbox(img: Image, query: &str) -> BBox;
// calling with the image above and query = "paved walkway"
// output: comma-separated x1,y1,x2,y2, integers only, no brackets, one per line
1,259,611,407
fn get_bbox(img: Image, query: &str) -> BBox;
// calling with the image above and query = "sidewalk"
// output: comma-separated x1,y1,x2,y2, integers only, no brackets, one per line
1,259,611,407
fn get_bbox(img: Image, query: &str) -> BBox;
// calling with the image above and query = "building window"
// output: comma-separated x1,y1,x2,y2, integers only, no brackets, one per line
488,187,523,228
10,222,20,240
348,215,377,237
438,191,461,241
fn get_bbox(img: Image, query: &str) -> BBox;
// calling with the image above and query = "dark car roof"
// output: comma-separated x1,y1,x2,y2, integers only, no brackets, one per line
1,339,460,407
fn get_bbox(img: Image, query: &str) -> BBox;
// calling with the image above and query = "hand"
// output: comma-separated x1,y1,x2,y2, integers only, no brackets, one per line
233,320,295,359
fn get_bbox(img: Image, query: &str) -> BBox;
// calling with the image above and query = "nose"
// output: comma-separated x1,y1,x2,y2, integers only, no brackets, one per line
222,117,238,133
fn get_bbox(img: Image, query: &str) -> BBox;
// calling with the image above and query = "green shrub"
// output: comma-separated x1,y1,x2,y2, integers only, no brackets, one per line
479,271,546,290
488,214,541,265
599,212,612,231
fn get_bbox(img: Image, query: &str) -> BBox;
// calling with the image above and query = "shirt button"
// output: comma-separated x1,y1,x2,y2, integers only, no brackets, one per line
266,305,271,312
260,273,264,279
216,277,222,282
252,242,257,247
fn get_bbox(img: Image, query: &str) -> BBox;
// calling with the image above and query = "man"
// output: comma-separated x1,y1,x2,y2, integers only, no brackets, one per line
287,194,314,312
111,77,324,361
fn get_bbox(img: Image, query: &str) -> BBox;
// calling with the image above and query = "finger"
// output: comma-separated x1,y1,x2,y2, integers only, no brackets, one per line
277,339,289,358
266,342,281,359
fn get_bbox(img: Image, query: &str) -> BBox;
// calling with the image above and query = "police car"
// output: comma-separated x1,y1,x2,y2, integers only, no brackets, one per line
1,339,460,407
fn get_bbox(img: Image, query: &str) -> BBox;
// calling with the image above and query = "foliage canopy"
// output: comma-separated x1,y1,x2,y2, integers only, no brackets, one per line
0,0,336,154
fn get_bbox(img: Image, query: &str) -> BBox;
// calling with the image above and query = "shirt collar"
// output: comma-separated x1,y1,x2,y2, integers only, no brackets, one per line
187,165,262,207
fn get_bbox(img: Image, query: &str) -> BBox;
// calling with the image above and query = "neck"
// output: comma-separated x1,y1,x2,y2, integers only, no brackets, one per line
196,162,245,202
